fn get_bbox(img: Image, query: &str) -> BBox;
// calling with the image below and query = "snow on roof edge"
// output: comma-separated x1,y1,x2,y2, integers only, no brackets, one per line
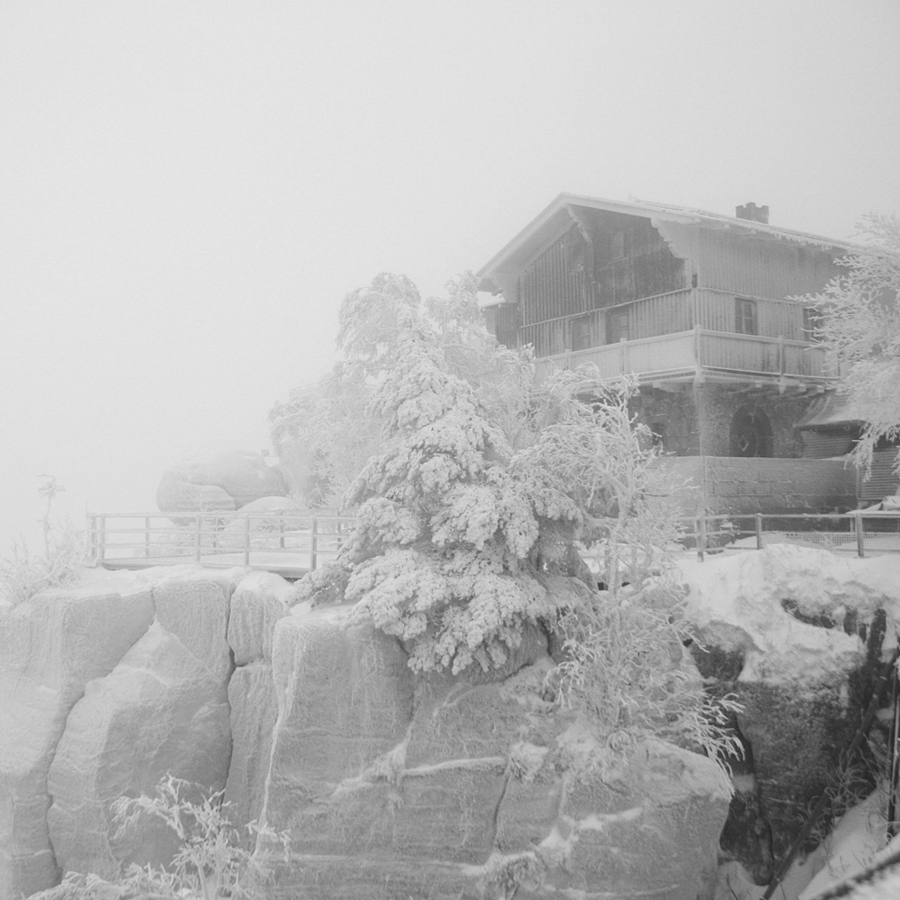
477,193,859,283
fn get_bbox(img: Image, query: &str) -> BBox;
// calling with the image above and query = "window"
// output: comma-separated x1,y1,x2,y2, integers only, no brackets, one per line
735,298,757,335
607,308,630,343
570,316,593,351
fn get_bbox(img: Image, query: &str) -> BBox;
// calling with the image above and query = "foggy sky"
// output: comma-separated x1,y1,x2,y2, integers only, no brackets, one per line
2,1,899,551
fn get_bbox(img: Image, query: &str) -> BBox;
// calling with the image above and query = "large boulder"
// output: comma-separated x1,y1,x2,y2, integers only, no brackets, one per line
45,571,237,881
156,450,287,515
258,599,732,900
0,572,156,899
217,496,307,552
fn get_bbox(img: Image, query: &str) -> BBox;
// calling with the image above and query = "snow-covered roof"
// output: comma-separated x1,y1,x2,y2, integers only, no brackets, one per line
477,193,859,285
796,390,864,430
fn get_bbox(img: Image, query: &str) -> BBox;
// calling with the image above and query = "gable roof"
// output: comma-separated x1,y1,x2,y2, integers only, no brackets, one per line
477,193,858,288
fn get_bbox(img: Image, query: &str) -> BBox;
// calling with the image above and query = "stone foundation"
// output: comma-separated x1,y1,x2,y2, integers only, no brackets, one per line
658,455,857,517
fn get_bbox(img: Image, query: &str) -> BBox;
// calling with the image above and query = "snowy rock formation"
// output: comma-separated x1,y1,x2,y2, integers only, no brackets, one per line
9,544,896,900
678,544,900,900
260,601,732,900
0,576,156,898
46,573,235,881
155,449,288,517
1,566,732,900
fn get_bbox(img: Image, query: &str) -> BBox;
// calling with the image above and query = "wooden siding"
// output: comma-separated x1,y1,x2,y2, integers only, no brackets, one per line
859,448,900,502
517,216,687,326
662,222,843,298
519,227,590,324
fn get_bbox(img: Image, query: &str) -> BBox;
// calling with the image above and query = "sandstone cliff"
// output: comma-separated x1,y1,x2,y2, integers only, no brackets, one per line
2,565,730,900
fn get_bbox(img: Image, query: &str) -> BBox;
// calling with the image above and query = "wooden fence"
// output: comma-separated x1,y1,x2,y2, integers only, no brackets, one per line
85,511,356,577
680,511,900,560
85,509,899,580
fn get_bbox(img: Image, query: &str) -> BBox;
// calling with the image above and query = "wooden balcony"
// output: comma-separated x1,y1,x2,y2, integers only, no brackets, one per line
534,327,837,386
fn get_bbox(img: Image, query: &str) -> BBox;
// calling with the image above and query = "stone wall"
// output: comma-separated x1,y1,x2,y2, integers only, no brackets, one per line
634,385,821,460
634,387,701,456
696,385,815,459
658,456,858,517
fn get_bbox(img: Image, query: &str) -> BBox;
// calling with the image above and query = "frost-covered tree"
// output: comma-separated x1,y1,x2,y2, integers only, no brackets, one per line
802,213,900,475
270,273,532,508
295,273,684,679
317,273,555,674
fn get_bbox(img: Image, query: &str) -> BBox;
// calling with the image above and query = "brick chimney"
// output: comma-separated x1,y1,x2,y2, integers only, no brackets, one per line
735,202,769,224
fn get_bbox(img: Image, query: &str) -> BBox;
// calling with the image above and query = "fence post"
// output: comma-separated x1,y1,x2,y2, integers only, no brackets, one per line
194,515,202,563
243,516,251,566
310,517,318,571
697,514,706,561
98,516,106,565
856,511,865,558
756,513,763,550
85,514,94,562
144,516,151,559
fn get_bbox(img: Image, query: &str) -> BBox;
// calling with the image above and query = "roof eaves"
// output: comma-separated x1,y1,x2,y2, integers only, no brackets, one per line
477,194,859,283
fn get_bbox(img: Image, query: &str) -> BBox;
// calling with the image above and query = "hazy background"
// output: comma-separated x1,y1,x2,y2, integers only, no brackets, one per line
2,1,899,551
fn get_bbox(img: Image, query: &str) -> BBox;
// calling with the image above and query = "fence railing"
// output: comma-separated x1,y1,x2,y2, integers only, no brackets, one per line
86,509,900,578
85,511,356,575
680,512,900,560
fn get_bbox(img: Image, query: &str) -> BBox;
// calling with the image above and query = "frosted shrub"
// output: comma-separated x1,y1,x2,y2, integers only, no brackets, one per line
1,474,86,609
553,588,742,766
27,775,290,900
0,523,85,607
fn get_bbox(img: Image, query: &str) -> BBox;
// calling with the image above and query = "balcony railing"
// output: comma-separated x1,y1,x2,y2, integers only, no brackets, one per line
534,327,837,384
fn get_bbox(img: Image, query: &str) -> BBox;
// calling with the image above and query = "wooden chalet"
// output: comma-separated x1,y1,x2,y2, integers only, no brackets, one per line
477,195,883,514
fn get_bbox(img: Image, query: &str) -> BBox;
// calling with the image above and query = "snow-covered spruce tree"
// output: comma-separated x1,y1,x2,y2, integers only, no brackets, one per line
801,213,900,475
306,273,558,674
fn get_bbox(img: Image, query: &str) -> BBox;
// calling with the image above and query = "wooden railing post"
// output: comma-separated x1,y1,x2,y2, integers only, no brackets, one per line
756,513,763,550
98,515,106,565
697,514,706,561
856,512,865,558
85,514,94,561
194,515,202,563
243,516,251,566
310,517,318,571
